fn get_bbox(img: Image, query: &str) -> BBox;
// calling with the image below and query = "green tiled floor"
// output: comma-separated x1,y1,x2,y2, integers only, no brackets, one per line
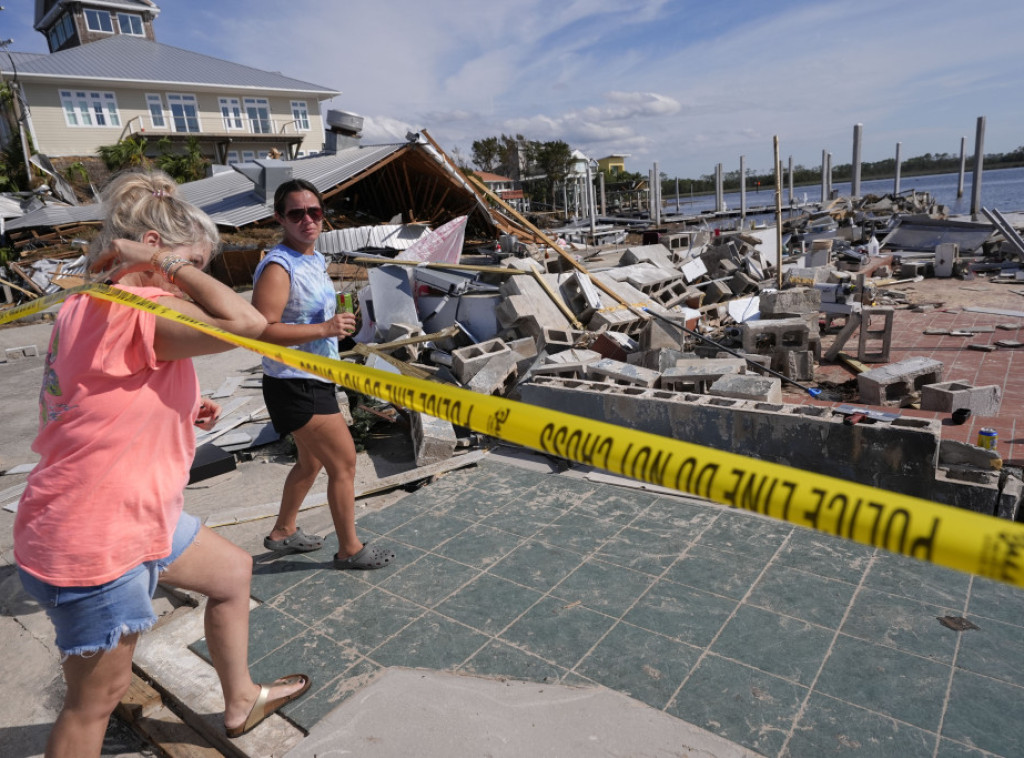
192,454,1024,757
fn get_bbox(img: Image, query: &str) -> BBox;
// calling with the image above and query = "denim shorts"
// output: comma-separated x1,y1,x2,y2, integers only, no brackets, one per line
18,511,201,660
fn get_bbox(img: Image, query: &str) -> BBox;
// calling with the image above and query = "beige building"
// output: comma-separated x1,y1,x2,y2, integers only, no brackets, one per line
2,1,340,165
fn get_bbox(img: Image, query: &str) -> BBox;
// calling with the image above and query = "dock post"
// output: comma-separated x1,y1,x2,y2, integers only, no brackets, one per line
774,136,783,290
970,116,985,220
851,123,863,199
820,150,828,203
894,142,902,195
739,155,746,226
788,155,794,207
957,136,966,199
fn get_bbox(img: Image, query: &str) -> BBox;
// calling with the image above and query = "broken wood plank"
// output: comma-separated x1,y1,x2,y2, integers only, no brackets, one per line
116,673,224,758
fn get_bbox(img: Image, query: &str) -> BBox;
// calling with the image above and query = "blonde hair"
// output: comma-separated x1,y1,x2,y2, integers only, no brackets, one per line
89,170,220,277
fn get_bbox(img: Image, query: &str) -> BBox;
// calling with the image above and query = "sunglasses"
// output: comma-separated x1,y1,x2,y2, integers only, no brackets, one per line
283,206,324,223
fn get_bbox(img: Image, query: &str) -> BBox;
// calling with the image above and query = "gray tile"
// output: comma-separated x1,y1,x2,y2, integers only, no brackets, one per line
285,658,383,731
594,526,691,576
696,511,791,561
573,484,659,524
249,554,324,603
474,458,549,490
244,604,312,664
488,540,585,591
267,566,371,624
536,512,623,556
315,588,425,656
747,564,857,629
623,577,737,648
773,526,874,582
840,587,960,663
481,501,565,537
712,604,834,685
967,575,1024,627
370,611,490,669
785,692,937,758
627,497,720,540
549,558,656,617
669,654,807,757
664,543,770,599
434,523,525,569
385,510,474,551
864,550,971,608
459,639,568,683
356,496,432,534
574,622,700,710
248,631,363,724
517,475,598,510
955,615,1024,688
943,670,1024,757
436,485,513,522
816,635,950,731
500,596,616,669
378,553,480,608
435,572,544,635
935,738,1002,758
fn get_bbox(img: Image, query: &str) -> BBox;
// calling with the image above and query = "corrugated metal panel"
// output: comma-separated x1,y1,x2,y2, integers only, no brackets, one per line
318,224,431,253
6,36,337,94
6,143,409,231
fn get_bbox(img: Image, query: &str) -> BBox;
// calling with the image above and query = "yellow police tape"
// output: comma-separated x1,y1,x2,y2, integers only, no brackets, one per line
6,284,1024,588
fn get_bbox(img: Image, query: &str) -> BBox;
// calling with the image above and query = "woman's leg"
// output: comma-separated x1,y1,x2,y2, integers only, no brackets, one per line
291,413,361,558
47,635,137,758
267,441,324,543
159,526,304,730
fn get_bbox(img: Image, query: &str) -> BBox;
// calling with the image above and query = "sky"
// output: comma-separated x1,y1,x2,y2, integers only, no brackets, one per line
4,1,1024,180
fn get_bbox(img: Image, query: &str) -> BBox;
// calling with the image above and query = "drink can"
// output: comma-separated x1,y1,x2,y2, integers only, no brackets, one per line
977,428,998,450
336,292,354,314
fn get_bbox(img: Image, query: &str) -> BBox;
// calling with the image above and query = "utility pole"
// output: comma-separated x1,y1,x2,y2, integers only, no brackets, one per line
0,9,34,185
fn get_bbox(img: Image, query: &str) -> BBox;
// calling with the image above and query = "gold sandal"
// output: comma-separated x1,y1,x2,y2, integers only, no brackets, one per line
226,673,311,738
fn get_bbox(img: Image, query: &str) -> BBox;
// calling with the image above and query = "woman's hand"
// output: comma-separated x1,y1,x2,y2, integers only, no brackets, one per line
91,239,207,282
321,312,357,338
194,398,221,430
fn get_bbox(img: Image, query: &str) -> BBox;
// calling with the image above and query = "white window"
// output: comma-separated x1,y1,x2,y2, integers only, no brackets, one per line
226,151,239,164
167,93,200,133
242,150,255,162
290,101,310,131
146,94,165,129
116,13,144,36
218,97,243,130
84,9,113,33
244,98,271,134
59,90,120,128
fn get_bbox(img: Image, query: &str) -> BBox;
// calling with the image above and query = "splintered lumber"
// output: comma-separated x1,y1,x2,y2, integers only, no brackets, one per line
115,673,222,758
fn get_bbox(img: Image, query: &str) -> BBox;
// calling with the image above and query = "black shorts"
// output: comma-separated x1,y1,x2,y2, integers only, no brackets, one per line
262,375,340,436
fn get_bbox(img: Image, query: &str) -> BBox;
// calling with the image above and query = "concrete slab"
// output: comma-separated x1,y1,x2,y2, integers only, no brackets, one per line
283,668,762,758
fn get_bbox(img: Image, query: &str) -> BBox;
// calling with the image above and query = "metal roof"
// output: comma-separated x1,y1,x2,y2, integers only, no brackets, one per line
5,143,409,232
2,35,339,95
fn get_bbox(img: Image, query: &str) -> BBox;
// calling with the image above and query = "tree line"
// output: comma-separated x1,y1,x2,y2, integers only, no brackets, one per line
464,132,1024,202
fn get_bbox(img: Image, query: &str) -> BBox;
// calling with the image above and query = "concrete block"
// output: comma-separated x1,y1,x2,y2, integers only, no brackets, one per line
627,348,694,372
559,271,603,322
4,345,39,360
383,323,424,361
857,357,944,407
410,411,457,466
661,360,744,393
938,439,1002,469
784,350,815,382
759,287,822,317
729,271,760,295
622,244,676,269
538,328,586,354
451,338,511,383
857,306,893,363
586,358,661,388
499,275,572,337
708,374,783,403
467,350,518,396
920,381,1002,416
703,280,732,305
740,318,810,371
639,316,689,351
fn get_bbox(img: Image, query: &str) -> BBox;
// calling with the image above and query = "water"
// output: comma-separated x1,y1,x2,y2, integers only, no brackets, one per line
664,166,1024,218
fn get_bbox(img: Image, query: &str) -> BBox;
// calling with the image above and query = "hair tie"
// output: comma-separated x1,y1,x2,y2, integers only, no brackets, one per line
152,189,166,198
